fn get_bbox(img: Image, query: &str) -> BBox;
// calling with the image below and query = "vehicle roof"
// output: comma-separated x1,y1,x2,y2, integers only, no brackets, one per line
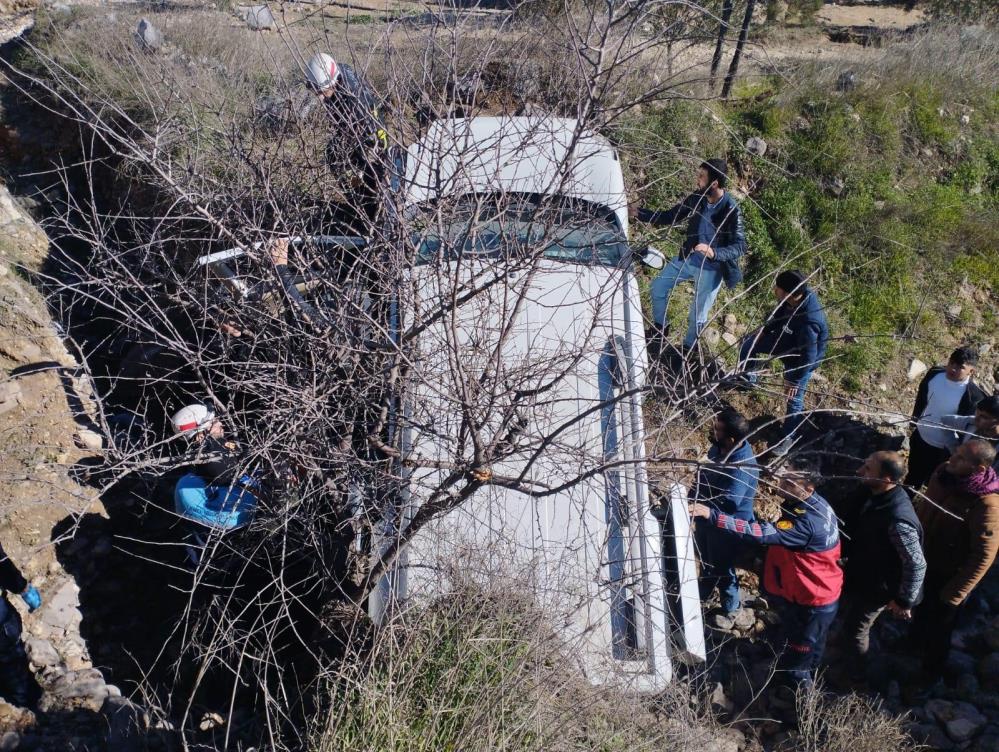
405,116,628,231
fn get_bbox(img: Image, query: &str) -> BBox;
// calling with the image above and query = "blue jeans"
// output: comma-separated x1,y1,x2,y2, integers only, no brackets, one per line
769,595,839,688
739,334,814,439
650,255,724,349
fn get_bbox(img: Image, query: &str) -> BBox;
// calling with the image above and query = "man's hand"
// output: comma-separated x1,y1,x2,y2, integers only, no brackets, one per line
783,381,800,402
269,237,290,267
886,600,912,620
693,243,715,259
689,502,711,519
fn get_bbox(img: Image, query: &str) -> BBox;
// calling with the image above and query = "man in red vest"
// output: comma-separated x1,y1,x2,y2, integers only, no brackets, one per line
691,459,843,688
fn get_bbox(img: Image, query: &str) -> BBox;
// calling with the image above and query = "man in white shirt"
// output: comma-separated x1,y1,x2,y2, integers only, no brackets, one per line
907,347,986,489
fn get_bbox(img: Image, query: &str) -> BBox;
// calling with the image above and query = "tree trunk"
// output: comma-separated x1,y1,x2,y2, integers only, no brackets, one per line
709,0,734,92
722,0,756,99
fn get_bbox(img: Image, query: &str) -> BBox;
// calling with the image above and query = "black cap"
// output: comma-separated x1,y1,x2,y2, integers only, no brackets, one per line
775,270,807,294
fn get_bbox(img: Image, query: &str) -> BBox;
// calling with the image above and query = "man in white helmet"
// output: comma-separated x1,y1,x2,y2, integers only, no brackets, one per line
170,403,256,533
304,52,390,233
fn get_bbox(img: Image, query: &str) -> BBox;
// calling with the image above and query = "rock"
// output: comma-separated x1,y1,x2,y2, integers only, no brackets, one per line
828,177,846,196
947,715,985,743
241,4,276,30
925,698,954,723
710,613,735,631
978,654,999,689
702,727,744,752
0,702,34,733
24,638,60,670
198,712,225,732
134,18,163,53
973,734,999,752
961,114,971,125
721,332,739,347
984,616,999,651
0,732,18,751
38,580,81,632
836,70,857,92
0,381,22,415
908,358,929,381
946,649,977,679
102,696,149,752
909,722,954,750
732,608,756,631
745,136,767,157
702,327,721,347
946,303,963,322
722,313,738,331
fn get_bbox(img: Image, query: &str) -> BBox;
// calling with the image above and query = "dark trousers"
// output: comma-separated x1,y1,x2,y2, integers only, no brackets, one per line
770,595,839,687
905,430,950,489
911,575,960,677
0,598,33,707
695,524,743,614
841,594,887,657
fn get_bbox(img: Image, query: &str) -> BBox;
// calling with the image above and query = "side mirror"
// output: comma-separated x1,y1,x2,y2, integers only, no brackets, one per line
635,245,666,271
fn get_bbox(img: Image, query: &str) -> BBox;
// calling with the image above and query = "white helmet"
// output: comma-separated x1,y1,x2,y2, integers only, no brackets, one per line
305,53,340,92
170,404,215,436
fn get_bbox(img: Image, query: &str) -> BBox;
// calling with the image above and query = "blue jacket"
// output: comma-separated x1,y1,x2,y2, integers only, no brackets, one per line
637,191,747,289
175,473,257,530
693,440,759,520
761,288,829,379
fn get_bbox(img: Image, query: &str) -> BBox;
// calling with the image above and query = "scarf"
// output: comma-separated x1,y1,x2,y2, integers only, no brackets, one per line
960,466,999,497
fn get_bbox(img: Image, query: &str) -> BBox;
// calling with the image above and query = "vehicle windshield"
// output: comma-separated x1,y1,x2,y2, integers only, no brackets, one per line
413,194,626,267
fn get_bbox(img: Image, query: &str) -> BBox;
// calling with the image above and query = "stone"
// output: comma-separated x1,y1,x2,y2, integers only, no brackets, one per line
702,727,743,752
38,580,80,631
732,608,756,631
946,303,963,322
710,613,735,631
0,702,34,733
24,638,60,669
73,428,104,451
909,722,954,750
984,616,999,651
0,732,18,751
721,332,739,347
134,18,163,53
947,715,985,743
925,698,954,723
702,327,721,347
908,358,929,381
961,114,971,125
198,712,225,732
102,696,149,752
978,654,999,689
722,313,738,331
241,5,276,30
745,136,767,157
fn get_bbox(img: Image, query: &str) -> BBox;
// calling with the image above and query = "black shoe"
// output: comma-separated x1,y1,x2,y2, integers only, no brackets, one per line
645,324,670,360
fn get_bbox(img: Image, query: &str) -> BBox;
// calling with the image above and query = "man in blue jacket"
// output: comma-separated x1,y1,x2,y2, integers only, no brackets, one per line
693,408,760,617
739,270,829,455
633,159,747,353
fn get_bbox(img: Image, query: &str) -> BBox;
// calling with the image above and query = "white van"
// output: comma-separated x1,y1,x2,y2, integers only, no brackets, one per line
370,117,704,691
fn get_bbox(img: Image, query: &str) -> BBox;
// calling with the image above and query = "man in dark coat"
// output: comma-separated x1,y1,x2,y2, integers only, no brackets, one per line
841,451,925,660
692,408,759,616
738,270,829,455
632,159,747,353
906,346,985,489
0,543,41,707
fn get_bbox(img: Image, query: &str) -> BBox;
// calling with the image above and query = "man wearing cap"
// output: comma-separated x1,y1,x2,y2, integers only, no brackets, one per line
738,270,829,455
631,159,747,355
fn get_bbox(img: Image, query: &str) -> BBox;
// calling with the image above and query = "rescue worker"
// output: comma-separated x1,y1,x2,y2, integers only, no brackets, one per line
170,404,256,532
304,52,390,233
738,270,829,456
690,460,842,689
911,439,999,676
692,408,759,618
940,394,999,470
906,346,985,489
0,542,41,707
841,452,925,662
632,159,747,354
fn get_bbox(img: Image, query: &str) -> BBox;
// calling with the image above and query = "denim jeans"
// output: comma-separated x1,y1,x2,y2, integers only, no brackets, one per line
738,333,814,439
695,523,744,614
650,255,724,349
